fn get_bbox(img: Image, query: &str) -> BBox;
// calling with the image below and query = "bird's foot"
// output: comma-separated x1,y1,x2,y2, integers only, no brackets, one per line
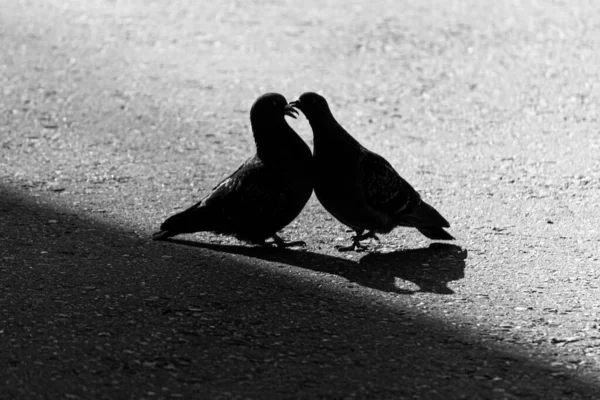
268,234,307,249
336,234,369,252
336,230,379,252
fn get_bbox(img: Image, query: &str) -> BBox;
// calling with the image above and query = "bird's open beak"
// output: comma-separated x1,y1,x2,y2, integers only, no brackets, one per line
284,103,298,119
288,100,301,111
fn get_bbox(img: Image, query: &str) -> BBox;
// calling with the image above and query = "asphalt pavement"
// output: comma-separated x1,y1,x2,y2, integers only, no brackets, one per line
1,1,600,399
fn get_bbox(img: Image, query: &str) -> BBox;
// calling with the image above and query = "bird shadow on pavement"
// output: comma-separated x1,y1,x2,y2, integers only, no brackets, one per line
165,239,467,295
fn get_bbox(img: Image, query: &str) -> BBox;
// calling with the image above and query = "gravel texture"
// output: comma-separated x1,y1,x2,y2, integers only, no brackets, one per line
1,0,600,399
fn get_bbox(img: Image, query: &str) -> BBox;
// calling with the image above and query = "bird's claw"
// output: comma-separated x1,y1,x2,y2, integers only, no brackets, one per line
336,230,379,252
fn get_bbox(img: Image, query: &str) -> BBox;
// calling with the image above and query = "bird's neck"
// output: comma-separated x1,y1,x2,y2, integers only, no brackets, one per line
310,114,349,151
252,120,305,164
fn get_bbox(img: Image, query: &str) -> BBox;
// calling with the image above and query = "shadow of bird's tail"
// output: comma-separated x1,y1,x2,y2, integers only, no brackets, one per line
395,200,454,240
152,202,219,241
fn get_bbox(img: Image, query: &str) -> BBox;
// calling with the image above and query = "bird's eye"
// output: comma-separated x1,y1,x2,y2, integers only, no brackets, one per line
272,101,277,107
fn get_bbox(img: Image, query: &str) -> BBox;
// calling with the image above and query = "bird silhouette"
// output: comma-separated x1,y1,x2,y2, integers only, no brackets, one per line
153,93,313,247
290,92,453,251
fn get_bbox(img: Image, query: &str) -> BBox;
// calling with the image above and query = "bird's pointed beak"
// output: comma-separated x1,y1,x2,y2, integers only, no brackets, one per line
288,100,301,111
284,103,298,119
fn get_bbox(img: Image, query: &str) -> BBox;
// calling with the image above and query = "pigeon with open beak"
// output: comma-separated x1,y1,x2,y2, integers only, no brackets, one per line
153,93,313,247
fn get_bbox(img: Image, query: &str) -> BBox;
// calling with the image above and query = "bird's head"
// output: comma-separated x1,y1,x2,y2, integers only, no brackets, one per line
250,93,298,125
288,92,330,121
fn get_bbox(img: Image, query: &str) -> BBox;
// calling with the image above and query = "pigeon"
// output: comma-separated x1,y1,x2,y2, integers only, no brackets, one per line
152,93,313,247
290,92,453,251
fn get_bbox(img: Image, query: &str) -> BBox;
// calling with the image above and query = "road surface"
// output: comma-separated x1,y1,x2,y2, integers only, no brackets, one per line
1,0,600,398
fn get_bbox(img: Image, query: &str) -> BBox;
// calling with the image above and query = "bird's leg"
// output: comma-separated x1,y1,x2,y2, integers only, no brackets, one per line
336,229,369,252
269,234,307,249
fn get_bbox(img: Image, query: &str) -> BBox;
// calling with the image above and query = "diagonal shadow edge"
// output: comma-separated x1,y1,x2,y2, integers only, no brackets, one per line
1,185,598,399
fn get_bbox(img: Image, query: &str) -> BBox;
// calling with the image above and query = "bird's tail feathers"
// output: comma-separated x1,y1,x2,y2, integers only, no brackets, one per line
152,230,175,241
154,202,220,239
416,227,455,240
396,200,450,226
395,200,454,240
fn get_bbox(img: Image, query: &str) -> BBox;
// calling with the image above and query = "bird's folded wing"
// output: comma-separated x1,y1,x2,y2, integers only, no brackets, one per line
202,158,291,219
360,152,420,215
203,157,262,205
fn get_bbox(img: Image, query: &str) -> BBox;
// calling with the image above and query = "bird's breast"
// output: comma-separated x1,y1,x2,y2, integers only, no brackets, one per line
314,155,362,201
